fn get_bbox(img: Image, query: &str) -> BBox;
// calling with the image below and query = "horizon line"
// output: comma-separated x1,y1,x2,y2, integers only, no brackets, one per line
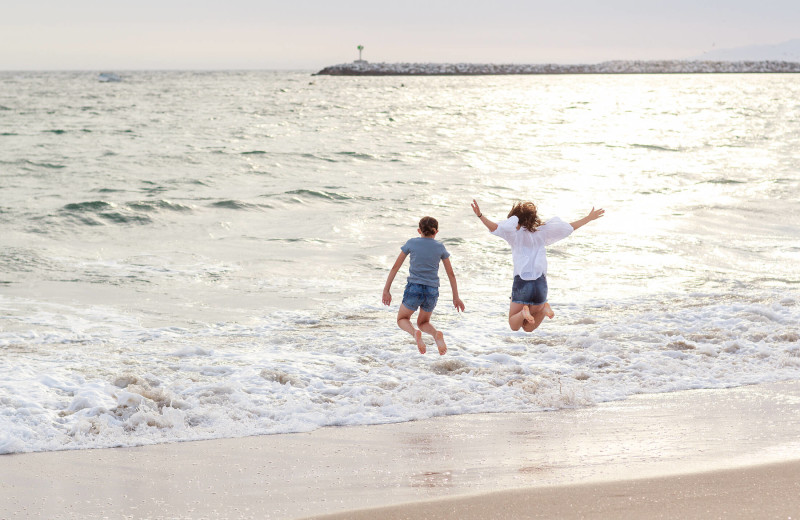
4,57,800,74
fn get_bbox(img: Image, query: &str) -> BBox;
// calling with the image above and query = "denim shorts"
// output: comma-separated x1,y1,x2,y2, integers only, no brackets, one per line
402,282,439,313
511,274,548,305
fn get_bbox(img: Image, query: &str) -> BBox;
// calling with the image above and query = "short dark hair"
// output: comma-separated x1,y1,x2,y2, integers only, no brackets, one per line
418,216,438,237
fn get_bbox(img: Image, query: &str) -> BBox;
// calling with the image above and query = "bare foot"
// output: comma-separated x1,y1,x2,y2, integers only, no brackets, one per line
522,305,535,322
544,302,554,319
414,330,426,354
434,331,447,355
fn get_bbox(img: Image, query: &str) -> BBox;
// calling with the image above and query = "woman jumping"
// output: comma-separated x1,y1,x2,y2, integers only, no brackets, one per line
471,199,604,332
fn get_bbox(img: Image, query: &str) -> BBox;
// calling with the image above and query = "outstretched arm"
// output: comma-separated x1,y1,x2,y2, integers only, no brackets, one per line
442,258,465,312
382,252,407,306
471,199,498,232
570,207,605,231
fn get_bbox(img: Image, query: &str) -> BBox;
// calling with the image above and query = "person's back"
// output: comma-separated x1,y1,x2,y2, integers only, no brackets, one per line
382,216,465,355
402,236,449,287
471,198,604,333
492,215,573,281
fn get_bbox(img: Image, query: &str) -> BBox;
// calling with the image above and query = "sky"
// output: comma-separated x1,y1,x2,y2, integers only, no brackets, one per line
1,0,799,70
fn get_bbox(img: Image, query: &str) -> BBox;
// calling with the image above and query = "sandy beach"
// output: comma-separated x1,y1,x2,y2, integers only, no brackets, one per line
311,460,800,519
3,381,800,519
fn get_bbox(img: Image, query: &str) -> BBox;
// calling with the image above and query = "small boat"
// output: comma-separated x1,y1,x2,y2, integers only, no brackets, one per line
98,72,122,82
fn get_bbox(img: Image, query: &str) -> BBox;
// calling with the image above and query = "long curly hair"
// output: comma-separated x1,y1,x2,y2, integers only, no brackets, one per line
508,201,541,232
418,216,439,237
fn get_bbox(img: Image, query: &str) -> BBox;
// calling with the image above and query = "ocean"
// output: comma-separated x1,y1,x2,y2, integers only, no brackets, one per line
1,70,798,454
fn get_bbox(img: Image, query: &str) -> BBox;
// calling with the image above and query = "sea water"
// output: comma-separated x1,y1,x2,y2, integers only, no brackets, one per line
1,71,798,454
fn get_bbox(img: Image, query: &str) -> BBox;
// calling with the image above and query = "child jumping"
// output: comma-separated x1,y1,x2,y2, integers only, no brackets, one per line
470,199,604,332
382,216,465,355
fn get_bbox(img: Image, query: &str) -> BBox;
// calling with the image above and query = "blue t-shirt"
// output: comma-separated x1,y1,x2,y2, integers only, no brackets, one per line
401,237,450,287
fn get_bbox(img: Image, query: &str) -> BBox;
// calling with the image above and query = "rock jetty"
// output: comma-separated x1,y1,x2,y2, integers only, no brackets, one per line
315,60,800,76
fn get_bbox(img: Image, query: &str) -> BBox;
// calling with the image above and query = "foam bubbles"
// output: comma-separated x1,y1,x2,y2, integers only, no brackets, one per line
1,289,799,454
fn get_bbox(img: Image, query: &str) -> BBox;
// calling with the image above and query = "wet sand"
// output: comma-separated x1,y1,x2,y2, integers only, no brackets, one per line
2,381,800,519
310,459,800,519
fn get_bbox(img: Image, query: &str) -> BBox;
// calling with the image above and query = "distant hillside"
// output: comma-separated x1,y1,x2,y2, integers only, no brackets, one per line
693,39,800,61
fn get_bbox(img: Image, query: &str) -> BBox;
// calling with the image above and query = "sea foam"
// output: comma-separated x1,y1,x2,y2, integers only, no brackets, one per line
1,290,798,454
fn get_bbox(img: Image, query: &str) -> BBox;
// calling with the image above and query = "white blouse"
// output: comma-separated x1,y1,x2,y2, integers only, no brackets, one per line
491,215,573,280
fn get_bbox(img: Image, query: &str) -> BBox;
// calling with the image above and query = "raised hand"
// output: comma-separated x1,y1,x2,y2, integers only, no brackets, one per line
570,206,605,231
588,207,605,221
471,199,482,217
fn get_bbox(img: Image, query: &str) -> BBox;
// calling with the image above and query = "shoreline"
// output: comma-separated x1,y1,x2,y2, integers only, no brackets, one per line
315,59,800,76
3,380,800,518
309,459,800,519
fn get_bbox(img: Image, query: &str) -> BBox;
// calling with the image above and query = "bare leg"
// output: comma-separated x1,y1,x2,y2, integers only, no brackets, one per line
417,310,446,356
521,304,547,332
397,305,426,354
417,309,447,356
413,330,426,354
508,302,527,331
522,305,535,322
434,332,447,355
522,320,536,332
543,302,554,319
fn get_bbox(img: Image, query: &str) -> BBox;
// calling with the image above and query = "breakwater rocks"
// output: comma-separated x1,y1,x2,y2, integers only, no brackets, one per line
315,60,800,76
